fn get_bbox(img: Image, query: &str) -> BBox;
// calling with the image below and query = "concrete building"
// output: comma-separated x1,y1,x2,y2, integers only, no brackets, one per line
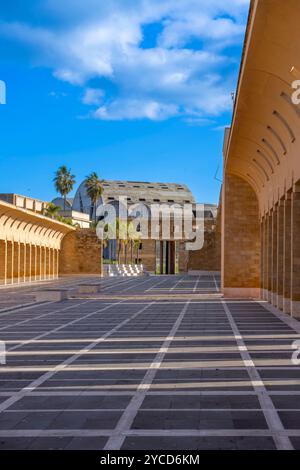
69,179,218,274
52,197,90,228
0,199,74,285
221,0,300,317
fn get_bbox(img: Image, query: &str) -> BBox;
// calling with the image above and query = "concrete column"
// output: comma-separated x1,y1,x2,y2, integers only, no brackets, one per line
267,211,273,303
271,205,278,306
0,240,7,285
52,249,56,279
263,214,268,300
277,199,284,310
56,249,59,278
260,217,265,299
27,244,32,282
49,248,52,279
22,243,26,282
7,241,14,283
283,193,292,315
43,246,46,280
32,245,37,281
291,185,300,318
13,242,20,284
36,245,41,280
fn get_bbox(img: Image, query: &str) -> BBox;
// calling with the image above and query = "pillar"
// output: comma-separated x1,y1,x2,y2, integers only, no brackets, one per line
271,205,278,306
0,240,7,285
263,214,268,300
291,184,300,318
13,242,20,284
20,243,25,283
283,192,292,314
267,210,273,303
277,199,284,310
260,217,265,299
7,241,14,283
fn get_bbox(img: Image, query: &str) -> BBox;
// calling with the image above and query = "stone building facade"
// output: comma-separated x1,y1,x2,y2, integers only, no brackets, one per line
222,0,300,317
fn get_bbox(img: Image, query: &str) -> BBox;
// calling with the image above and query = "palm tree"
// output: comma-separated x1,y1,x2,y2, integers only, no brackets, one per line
133,238,141,264
85,172,104,222
54,166,76,211
43,202,61,219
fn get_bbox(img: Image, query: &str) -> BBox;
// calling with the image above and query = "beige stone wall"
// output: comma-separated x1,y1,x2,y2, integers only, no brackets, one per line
60,229,103,275
0,200,73,285
179,241,189,273
222,174,260,294
188,220,221,271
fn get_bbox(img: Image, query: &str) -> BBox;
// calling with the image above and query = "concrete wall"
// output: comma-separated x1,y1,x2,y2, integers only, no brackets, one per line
222,174,260,298
188,220,221,272
60,229,103,276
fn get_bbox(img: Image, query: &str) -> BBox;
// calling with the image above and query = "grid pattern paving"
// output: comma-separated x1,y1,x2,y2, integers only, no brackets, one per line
0,274,299,450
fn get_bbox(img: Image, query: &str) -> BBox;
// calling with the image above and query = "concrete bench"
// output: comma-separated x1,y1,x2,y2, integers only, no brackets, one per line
77,284,99,295
35,289,69,302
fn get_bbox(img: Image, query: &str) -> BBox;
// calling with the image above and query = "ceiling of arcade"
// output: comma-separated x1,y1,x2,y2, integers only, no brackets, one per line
0,201,74,249
225,0,300,216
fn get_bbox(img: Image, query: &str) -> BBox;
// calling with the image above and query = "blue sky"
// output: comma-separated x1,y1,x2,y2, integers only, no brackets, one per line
0,0,250,204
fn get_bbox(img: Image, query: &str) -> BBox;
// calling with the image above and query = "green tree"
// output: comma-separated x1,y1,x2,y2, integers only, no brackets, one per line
133,239,141,264
54,166,76,211
85,172,104,222
43,202,61,219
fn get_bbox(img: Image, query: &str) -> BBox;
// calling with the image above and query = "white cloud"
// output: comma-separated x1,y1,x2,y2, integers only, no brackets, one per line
82,88,104,105
0,0,250,121
94,99,179,121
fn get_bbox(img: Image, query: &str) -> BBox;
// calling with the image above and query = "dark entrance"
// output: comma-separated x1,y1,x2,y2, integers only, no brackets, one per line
158,241,176,274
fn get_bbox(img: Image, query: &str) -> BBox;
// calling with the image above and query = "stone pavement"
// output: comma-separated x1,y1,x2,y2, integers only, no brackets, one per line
0,274,299,450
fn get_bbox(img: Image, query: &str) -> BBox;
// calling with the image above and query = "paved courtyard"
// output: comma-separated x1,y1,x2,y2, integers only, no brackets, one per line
0,274,300,450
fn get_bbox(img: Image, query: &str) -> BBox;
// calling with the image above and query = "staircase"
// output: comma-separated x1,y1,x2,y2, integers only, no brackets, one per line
105,264,146,277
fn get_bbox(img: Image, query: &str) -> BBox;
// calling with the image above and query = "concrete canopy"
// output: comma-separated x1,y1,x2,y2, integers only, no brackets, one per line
225,0,300,216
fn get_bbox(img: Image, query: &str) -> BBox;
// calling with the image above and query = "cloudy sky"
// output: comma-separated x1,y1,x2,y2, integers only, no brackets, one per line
0,0,250,203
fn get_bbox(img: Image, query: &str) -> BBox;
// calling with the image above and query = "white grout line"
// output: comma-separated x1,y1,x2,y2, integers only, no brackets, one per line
2,390,300,398
170,278,185,292
5,302,121,354
0,301,155,413
145,277,174,292
4,408,278,413
126,429,300,437
0,299,94,334
192,275,201,293
0,429,299,439
104,301,190,450
213,274,220,293
221,300,293,451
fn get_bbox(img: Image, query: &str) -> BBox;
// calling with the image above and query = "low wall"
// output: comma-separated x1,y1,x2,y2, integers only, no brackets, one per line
59,228,103,276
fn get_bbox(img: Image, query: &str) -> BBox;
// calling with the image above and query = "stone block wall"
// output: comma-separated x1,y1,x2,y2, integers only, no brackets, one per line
60,229,103,276
222,174,260,297
188,220,221,271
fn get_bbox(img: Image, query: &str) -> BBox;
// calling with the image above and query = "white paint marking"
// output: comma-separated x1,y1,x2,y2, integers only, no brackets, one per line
104,301,190,450
222,300,293,451
0,301,154,413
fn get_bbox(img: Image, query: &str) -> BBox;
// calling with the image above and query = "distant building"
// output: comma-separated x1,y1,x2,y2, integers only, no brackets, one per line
0,193,48,214
51,197,90,228
53,179,218,274
72,180,195,220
